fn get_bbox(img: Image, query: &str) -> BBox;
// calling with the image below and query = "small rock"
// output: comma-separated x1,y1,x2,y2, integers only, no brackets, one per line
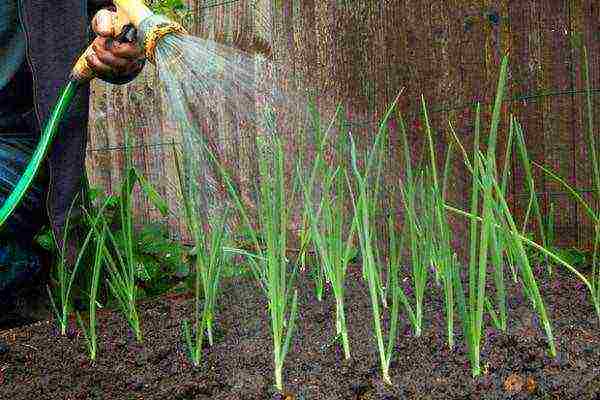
0,341,9,356
135,350,149,367
504,373,524,394
526,376,537,394
128,375,144,391
66,327,77,339
271,393,294,400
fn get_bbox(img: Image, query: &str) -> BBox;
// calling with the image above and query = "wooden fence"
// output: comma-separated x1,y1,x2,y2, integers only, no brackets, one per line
86,1,598,249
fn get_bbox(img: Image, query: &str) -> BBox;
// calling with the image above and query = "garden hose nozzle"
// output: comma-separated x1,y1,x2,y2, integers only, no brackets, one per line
71,0,186,82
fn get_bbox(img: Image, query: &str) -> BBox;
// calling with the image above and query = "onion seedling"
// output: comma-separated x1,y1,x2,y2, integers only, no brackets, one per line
512,117,551,276
447,57,558,375
299,101,343,301
76,218,107,361
421,96,456,349
348,95,401,386
446,55,529,376
98,131,169,344
298,104,357,358
477,151,557,356
174,146,226,366
102,152,141,343
210,134,299,393
395,111,428,337
47,195,110,337
449,114,513,333
300,163,356,359
46,196,79,337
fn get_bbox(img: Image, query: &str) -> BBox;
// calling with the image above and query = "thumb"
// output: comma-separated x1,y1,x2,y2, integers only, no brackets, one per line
92,9,116,37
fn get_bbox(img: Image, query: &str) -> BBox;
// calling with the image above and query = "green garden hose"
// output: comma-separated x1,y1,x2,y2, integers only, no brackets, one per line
0,24,136,229
0,0,181,229
0,80,79,228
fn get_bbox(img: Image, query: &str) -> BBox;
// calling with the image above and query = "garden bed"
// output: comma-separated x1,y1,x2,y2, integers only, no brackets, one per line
0,265,598,400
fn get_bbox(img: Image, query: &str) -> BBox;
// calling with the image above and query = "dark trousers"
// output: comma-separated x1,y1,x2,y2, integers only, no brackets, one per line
0,62,48,300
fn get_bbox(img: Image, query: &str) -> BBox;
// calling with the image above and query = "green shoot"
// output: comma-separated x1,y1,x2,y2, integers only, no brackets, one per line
396,110,428,337
300,102,344,301
348,95,400,386
210,134,299,393
47,195,110,337
446,54,517,377
421,95,456,349
99,132,168,344
513,120,550,275
46,195,79,337
300,162,356,359
102,138,141,343
448,95,558,378
76,216,107,361
174,145,227,366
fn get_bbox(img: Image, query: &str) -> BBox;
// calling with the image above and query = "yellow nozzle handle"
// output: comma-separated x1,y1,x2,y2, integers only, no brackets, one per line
71,1,153,82
113,0,154,28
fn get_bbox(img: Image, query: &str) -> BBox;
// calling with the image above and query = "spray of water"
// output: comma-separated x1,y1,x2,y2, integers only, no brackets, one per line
137,15,312,224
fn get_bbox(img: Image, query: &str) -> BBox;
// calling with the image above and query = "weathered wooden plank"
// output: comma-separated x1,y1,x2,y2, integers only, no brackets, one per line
576,0,600,249
87,82,113,194
537,0,574,245
84,1,595,247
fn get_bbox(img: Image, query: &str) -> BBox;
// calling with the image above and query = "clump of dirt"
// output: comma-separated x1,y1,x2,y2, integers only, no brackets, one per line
0,265,598,399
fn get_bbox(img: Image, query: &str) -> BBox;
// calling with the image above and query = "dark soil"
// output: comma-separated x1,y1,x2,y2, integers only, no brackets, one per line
0,265,599,399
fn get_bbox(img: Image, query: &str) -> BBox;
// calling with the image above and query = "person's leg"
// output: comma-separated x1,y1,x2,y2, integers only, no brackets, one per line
0,118,50,329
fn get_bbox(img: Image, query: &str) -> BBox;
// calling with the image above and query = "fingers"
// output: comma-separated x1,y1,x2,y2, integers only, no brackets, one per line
91,9,116,37
85,51,113,77
110,40,143,60
90,38,130,71
86,37,144,79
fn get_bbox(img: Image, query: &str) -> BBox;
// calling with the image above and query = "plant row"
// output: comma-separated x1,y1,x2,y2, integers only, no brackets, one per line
47,53,599,394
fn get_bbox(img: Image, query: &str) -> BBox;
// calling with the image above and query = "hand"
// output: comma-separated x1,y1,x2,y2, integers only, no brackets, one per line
88,8,145,84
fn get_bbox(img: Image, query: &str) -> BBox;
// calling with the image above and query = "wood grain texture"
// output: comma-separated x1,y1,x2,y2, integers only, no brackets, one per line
86,1,597,248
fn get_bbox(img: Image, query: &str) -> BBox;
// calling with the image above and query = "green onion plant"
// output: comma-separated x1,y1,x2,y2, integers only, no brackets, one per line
298,104,357,359
174,146,227,366
395,111,429,337
298,102,344,301
512,118,551,276
98,131,169,344
211,133,299,393
102,139,141,343
421,95,456,349
300,161,356,360
446,55,557,377
348,95,401,385
47,195,110,337
75,217,107,361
